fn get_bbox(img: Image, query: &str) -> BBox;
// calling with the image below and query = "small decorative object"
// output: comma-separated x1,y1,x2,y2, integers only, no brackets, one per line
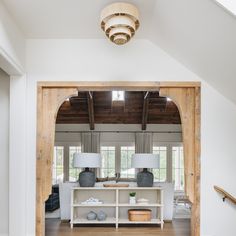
81,197,103,205
131,153,159,187
129,192,136,204
103,184,129,187
73,153,101,187
128,209,152,222
87,211,97,220
137,198,149,205
97,210,107,221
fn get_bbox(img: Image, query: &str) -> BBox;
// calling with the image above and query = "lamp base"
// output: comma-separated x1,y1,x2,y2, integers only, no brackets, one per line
79,168,95,187
137,168,154,187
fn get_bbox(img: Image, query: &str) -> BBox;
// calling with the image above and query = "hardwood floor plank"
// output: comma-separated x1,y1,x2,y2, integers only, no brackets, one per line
46,219,190,236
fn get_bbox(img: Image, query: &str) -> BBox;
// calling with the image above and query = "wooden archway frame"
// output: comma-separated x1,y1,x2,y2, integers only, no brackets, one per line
36,81,200,236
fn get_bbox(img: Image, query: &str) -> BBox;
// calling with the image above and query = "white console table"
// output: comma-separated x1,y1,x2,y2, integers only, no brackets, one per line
70,186,164,229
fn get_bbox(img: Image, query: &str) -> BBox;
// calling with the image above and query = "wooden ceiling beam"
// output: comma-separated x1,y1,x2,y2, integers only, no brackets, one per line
87,91,95,130
142,92,149,130
57,91,181,124
163,97,168,113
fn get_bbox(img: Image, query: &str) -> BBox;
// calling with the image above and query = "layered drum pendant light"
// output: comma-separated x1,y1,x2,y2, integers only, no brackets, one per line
100,2,140,45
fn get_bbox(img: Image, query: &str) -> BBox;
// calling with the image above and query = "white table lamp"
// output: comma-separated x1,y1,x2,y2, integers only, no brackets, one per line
73,153,101,187
132,153,159,187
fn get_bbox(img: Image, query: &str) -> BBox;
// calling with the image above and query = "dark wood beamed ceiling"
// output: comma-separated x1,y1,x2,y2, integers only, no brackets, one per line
56,91,181,125
142,92,149,130
87,91,95,130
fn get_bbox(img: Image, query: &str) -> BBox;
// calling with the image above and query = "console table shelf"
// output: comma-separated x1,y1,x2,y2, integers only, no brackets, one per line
72,204,116,207
71,186,164,229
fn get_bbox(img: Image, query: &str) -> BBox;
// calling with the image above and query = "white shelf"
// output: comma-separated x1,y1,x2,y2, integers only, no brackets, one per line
73,203,163,207
119,218,163,224
73,203,116,207
118,203,163,207
71,187,164,229
73,217,116,224
72,186,163,190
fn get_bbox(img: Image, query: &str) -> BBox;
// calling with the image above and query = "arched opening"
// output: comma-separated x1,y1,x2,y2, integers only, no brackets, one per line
36,82,200,236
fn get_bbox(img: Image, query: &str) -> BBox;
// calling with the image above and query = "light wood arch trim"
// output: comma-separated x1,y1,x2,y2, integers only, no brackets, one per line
38,81,200,89
159,87,195,202
159,87,200,236
36,87,77,236
36,81,200,236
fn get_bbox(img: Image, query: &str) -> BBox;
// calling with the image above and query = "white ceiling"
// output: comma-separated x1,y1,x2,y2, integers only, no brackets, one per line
2,0,156,38
149,0,236,104
2,0,236,103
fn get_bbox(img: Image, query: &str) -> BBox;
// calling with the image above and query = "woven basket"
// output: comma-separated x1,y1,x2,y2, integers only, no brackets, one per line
128,209,151,221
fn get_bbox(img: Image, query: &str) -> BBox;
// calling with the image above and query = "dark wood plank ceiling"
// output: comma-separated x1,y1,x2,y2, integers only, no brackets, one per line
56,91,181,128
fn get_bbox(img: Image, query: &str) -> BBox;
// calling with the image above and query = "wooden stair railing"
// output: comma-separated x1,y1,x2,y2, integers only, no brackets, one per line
214,185,236,204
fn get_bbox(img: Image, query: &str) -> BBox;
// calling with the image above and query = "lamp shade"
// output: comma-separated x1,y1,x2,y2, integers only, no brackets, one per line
131,153,159,169
73,153,101,168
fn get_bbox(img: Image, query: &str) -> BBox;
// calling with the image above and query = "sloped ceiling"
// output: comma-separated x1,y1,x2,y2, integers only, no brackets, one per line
149,0,236,104
2,0,236,103
2,0,157,38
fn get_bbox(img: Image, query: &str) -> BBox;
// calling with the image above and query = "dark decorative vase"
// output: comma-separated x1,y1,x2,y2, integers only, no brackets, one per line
137,168,154,187
79,168,95,187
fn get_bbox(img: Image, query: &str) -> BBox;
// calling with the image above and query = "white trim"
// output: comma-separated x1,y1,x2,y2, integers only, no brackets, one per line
0,46,24,75
54,141,81,146
9,75,27,236
100,141,135,146
153,141,183,146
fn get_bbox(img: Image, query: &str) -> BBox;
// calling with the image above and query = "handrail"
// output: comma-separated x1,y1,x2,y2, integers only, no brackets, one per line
214,185,236,204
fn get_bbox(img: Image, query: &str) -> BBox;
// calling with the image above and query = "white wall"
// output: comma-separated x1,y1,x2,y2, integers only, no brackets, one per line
0,1,25,74
0,2,26,234
7,39,236,236
201,83,236,236
0,69,9,236
26,39,200,81
9,75,27,236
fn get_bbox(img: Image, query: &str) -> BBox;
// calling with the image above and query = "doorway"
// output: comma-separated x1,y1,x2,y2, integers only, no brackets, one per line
36,81,200,236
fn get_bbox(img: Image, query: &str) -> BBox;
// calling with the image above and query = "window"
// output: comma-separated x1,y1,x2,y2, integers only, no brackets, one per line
69,146,82,182
112,91,125,101
52,146,64,184
152,146,167,182
120,146,135,178
100,146,116,177
172,146,184,191
100,145,135,178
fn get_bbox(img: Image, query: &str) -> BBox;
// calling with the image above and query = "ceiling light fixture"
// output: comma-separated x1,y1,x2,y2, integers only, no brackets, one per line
100,2,140,45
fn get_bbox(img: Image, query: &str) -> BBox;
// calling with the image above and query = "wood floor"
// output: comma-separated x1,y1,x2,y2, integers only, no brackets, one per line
45,219,190,236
